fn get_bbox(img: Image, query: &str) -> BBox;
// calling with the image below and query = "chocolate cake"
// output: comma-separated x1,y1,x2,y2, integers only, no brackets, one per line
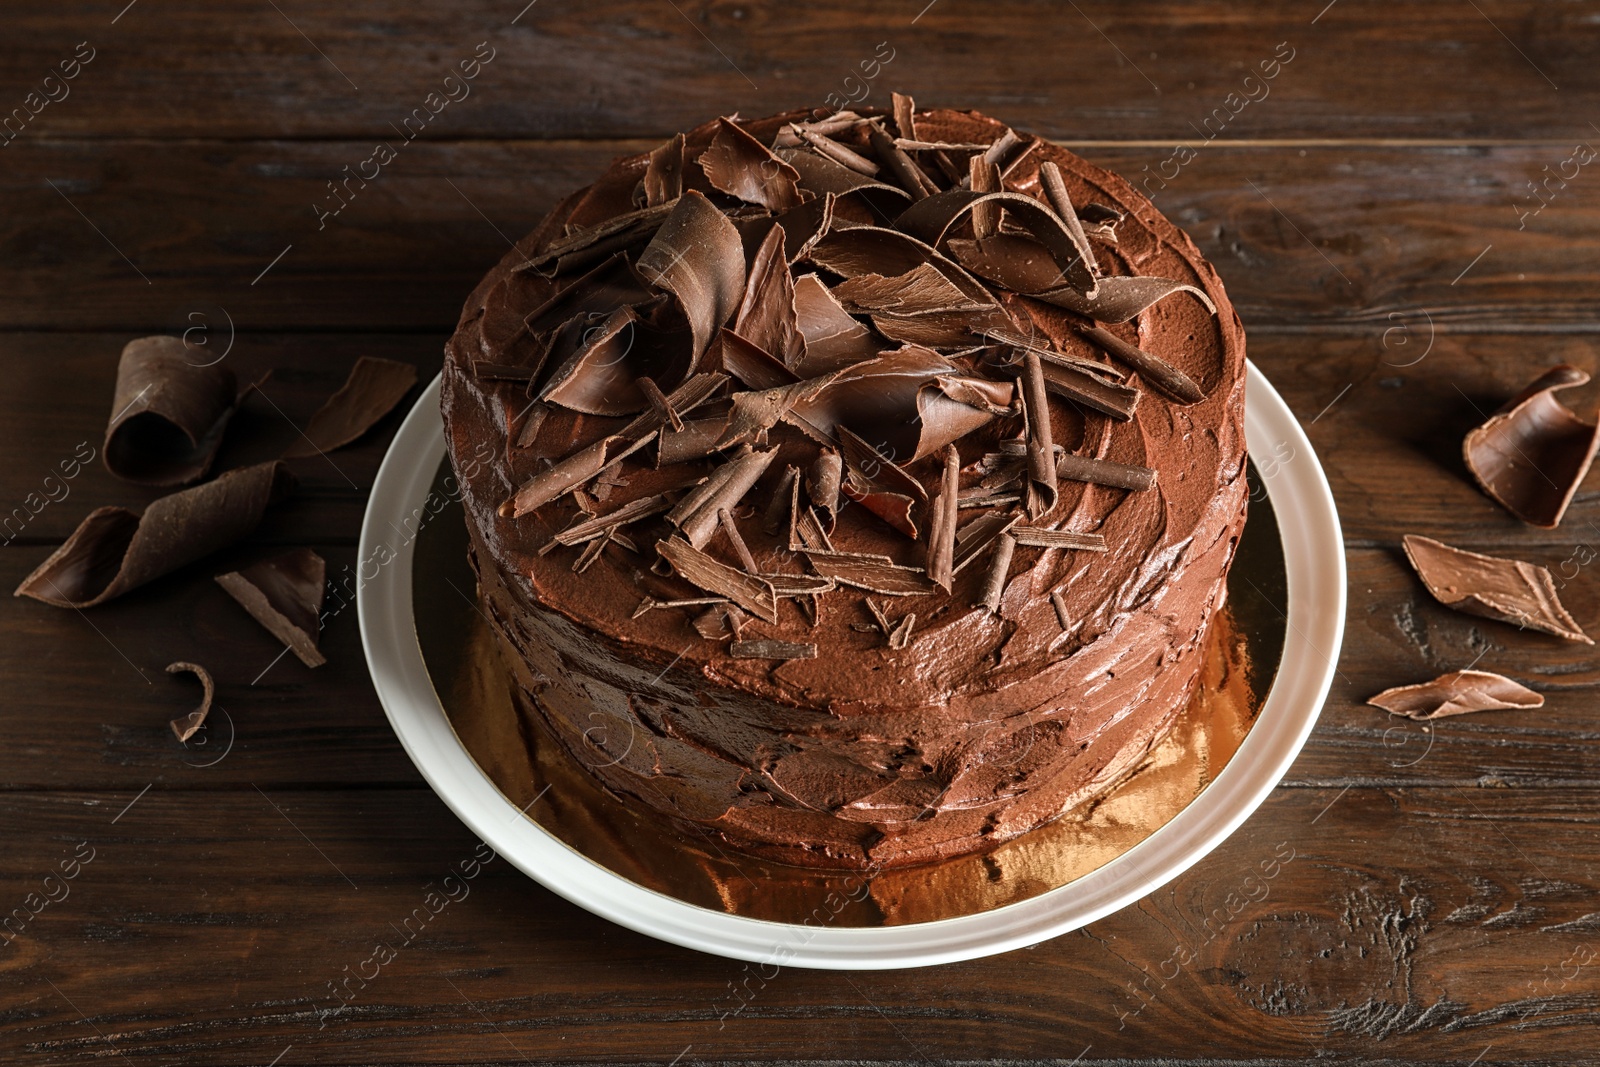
441,99,1248,870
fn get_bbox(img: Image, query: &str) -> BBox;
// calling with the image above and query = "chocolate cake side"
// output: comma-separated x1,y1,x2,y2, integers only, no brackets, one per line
441,103,1248,870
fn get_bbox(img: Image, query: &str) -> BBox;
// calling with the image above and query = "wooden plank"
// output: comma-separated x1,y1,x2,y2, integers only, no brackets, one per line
0,787,1596,1062
1,1,1596,142
0,141,1597,331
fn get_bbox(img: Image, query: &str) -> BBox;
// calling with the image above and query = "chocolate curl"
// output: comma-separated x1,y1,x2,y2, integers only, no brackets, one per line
520,202,676,275
538,305,648,416
283,357,417,458
166,661,215,742
1050,589,1071,630
948,236,1214,322
764,466,800,535
1036,358,1140,422
789,124,881,176
979,326,1127,381
103,336,249,487
830,263,1010,347
773,111,866,147
927,444,960,592
643,132,686,207
656,536,779,623
700,117,804,211
637,190,747,364
523,253,652,337
1020,350,1058,519
805,225,997,311
866,121,936,201
716,507,760,574
1037,161,1099,277
791,274,881,375
1463,364,1600,528
501,433,655,518
735,224,805,369
1057,452,1157,492
720,372,840,448
808,448,843,522
16,461,295,609
730,640,817,660
1040,275,1216,324
620,371,727,440
1011,527,1107,551
891,92,916,140
952,511,1020,575
980,532,1017,612
1402,534,1593,644
802,550,937,595
896,189,1096,295
778,147,913,203
1074,325,1203,405
673,447,778,548
548,494,671,553
968,156,1001,239
1368,669,1544,720
215,548,327,668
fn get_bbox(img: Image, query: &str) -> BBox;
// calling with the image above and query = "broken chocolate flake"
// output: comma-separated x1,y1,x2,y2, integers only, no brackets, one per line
632,595,728,620
619,371,727,440
657,536,779,623
1011,527,1108,551
539,304,664,416
717,506,760,574
952,511,1021,575
1368,669,1544,720
764,465,800,535
1402,534,1593,644
471,361,536,382
1033,357,1140,422
803,550,937,596
791,274,881,375
891,92,917,140
808,448,843,519
166,661,215,742
1056,452,1157,491
779,146,912,203
730,639,818,660
502,433,655,518
887,611,917,649
980,532,1017,612
805,226,997,312
642,132,686,207
637,191,746,364
896,188,1097,295
927,444,960,592
1463,364,1600,528
521,202,676,275
215,548,327,668
866,120,937,200
15,461,295,609
789,125,881,176
734,224,805,368
1020,350,1058,519
104,336,251,487
551,494,671,548
283,357,417,458
1037,161,1100,278
967,155,1002,239
1075,325,1203,405
763,572,836,597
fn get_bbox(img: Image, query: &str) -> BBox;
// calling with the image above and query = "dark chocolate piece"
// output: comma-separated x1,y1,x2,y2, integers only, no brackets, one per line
730,639,818,660
1463,364,1600,528
166,661,215,742
701,117,804,212
1402,534,1593,644
104,336,249,487
1056,453,1157,492
802,551,937,596
927,444,960,592
1020,350,1058,519
1075,325,1203,405
657,536,780,623
215,548,327,668
1368,669,1544,720
1011,527,1108,551
283,357,417,458
980,532,1017,611
637,191,746,364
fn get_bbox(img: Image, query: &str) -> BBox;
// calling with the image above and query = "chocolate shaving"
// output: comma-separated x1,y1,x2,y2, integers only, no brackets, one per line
1368,669,1544,720
550,494,671,549
866,120,936,200
1463,364,1600,528
789,125,880,176
633,595,727,620
763,572,836,597
764,466,800,535
1050,588,1071,630
502,433,655,518
1074,325,1203,405
891,93,917,140
1056,453,1156,491
927,444,960,591
166,661,215,742
795,505,836,553
1020,350,1058,519
734,224,805,369
1402,534,1593,644
103,336,252,487
802,550,937,596
968,155,1002,239
1011,527,1107,551
949,235,1214,322
895,139,990,152
671,447,777,548
808,448,843,519
980,532,1017,612
720,372,840,448
513,401,549,450
472,361,536,382
701,117,804,212
643,133,686,207
952,510,1020,575
896,189,1097,295
619,371,727,440
657,536,779,623
215,548,327,668
283,357,416,458
730,639,818,660
693,606,733,640
717,506,760,573
539,304,668,416
779,146,912,203
980,326,1127,380
1040,275,1216,324
637,190,746,364
805,225,997,311
773,112,867,148
791,274,881,374
863,596,893,635
656,417,728,465
887,611,917,649
518,203,676,274
16,461,295,609
1037,161,1099,277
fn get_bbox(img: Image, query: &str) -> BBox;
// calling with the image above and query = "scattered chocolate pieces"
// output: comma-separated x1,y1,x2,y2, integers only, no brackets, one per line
897,188,1097,295
166,661,215,742
1367,669,1544,720
15,461,295,609
668,447,777,549
283,357,417,458
1463,364,1600,528
215,548,327,668
104,336,255,487
1402,534,1594,644
730,639,818,660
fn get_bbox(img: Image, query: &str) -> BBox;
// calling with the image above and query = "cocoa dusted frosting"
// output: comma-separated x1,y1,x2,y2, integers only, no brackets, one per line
441,100,1249,870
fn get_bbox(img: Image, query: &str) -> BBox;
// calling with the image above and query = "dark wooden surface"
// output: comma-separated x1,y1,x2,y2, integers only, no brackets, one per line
4,2,1599,1063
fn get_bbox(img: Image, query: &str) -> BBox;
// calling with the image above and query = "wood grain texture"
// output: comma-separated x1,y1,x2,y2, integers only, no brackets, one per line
2,0,1594,141
2,140,1598,331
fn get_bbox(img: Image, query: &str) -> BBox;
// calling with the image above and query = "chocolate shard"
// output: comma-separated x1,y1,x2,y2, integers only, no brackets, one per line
804,225,997,312
16,461,295,609
1075,325,1203,405
657,536,779,623
1056,452,1157,491
734,224,805,369
215,548,326,668
808,448,843,520
1039,275,1216,324
1402,534,1594,644
888,611,917,649
166,661,215,742
472,361,536,382
762,572,836,597
778,146,913,203
643,132,686,207
700,117,804,211
791,274,881,375
773,112,867,148
980,326,1127,381
730,639,818,660
895,188,1097,295
891,92,917,140
720,375,837,448
519,202,677,275
1033,356,1140,422
1037,161,1099,278
103,336,248,487
948,234,1215,322
283,357,417,458
764,466,800,535
952,510,1020,575
836,424,927,503
1463,364,1600,528
620,371,727,440
802,550,937,596
1019,350,1058,519
551,494,672,548
502,433,655,518
1368,669,1544,721
539,305,664,416
719,327,799,390
717,507,760,573
927,444,960,592
1050,588,1071,630
1011,527,1107,551
637,190,747,364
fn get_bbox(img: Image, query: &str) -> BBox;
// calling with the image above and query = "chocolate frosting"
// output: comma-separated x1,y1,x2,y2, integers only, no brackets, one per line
441,105,1249,869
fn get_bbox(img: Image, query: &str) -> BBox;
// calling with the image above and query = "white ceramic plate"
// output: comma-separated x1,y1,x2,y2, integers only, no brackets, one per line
359,363,1344,969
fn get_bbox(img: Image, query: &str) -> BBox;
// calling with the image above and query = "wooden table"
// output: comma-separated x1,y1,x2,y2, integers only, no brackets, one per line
4,2,1598,1062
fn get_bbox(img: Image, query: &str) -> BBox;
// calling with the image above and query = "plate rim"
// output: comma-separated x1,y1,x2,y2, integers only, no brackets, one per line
358,361,1345,970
